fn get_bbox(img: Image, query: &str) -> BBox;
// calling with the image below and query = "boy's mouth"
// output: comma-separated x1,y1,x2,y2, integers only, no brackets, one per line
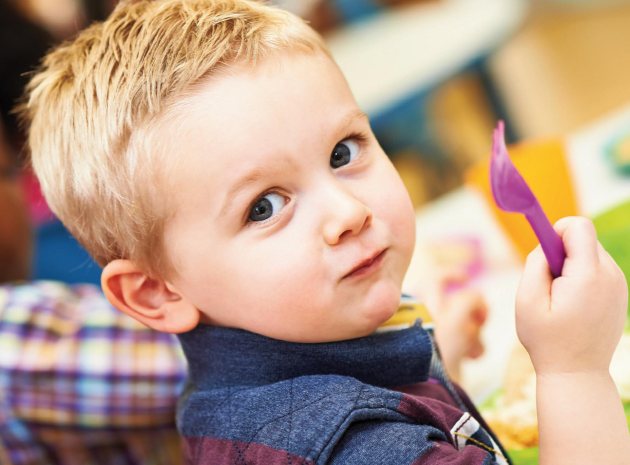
342,248,388,280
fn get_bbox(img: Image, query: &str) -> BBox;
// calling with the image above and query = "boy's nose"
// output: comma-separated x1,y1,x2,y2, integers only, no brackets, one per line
322,187,372,246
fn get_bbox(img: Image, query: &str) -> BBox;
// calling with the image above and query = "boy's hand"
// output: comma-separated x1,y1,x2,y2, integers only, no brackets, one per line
433,288,487,383
422,268,487,383
515,216,628,376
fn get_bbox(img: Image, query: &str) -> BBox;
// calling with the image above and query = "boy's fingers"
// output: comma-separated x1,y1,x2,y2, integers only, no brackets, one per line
554,216,599,268
517,245,552,310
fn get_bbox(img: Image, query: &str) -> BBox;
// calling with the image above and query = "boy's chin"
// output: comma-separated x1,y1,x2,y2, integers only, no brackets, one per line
356,283,404,331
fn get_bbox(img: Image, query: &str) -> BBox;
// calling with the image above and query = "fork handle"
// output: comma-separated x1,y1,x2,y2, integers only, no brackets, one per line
525,205,567,278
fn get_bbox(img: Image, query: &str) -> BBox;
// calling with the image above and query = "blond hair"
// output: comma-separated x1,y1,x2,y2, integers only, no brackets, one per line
20,0,326,277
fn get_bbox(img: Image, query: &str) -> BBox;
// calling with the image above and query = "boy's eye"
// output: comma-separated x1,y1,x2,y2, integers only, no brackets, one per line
248,192,285,222
330,139,360,169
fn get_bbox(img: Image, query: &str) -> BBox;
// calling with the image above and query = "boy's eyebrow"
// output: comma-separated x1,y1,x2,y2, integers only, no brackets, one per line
221,168,268,217
342,109,370,130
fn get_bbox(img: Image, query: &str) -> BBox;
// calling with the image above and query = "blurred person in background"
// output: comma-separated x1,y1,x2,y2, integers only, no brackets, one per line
0,116,187,465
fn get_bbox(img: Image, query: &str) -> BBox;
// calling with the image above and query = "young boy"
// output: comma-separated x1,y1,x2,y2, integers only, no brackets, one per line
20,1,630,464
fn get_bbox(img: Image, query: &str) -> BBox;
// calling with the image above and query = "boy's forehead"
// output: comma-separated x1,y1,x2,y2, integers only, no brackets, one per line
156,50,367,196
182,50,346,108
160,50,360,150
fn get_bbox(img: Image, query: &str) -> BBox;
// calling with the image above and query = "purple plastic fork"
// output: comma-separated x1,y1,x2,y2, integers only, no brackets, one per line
489,121,566,278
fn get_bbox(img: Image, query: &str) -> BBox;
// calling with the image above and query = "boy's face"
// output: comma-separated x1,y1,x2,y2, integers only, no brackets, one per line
162,51,416,342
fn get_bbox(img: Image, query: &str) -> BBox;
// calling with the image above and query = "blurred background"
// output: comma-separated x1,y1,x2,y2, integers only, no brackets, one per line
2,2,629,460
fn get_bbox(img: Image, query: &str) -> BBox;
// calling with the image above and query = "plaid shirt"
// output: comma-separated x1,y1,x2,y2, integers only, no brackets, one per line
0,281,187,465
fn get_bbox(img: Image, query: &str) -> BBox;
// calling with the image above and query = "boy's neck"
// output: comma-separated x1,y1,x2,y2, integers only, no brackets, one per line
177,322,433,390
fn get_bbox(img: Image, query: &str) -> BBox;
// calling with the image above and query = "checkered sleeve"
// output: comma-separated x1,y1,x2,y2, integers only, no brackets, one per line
0,281,187,465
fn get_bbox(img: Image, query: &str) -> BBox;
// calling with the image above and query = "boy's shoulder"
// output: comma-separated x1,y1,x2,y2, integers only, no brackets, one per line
178,373,403,435
178,374,399,463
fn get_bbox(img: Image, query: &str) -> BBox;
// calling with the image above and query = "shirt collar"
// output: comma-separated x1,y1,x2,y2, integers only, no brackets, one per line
177,322,433,390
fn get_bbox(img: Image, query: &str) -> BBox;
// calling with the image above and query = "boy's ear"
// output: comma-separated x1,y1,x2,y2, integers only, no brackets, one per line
101,259,200,333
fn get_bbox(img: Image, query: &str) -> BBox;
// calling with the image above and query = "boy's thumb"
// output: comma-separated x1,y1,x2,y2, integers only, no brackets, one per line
554,216,599,269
